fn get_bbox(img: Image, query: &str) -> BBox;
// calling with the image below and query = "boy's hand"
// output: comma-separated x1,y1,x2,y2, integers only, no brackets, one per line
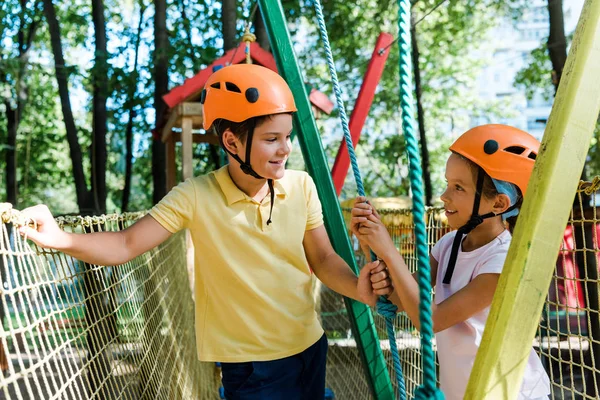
357,260,393,307
19,205,69,250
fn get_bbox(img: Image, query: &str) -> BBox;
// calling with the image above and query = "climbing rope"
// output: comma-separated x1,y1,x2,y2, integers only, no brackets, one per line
312,0,444,397
242,23,256,64
311,1,406,399
396,0,443,397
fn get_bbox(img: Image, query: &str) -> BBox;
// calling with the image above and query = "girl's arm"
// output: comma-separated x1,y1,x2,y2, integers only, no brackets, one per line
382,243,499,332
20,205,172,266
359,213,500,332
381,255,438,313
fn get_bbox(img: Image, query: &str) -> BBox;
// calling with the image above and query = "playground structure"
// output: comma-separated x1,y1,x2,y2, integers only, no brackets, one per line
0,191,599,399
1,0,600,398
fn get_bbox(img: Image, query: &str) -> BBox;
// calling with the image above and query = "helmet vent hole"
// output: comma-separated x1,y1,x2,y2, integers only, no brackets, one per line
504,146,526,155
211,82,221,89
225,82,241,93
528,152,537,160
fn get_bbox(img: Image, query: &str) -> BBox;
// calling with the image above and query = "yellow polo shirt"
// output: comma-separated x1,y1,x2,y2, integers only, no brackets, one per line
149,166,325,362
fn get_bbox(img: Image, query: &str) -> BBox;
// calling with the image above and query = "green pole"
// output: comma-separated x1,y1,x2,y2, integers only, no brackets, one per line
257,1,395,399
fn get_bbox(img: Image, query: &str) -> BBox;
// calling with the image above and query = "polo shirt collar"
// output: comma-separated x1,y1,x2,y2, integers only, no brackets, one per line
214,166,288,205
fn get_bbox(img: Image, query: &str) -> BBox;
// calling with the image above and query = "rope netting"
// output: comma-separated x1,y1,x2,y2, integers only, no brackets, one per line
1,179,600,399
0,210,219,400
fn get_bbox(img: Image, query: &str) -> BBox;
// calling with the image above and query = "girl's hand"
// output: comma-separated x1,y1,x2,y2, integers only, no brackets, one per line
350,196,380,237
19,205,68,250
355,213,396,260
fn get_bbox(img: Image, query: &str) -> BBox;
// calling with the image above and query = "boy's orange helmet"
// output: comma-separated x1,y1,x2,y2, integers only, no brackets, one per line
449,124,540,196
201,64,297,130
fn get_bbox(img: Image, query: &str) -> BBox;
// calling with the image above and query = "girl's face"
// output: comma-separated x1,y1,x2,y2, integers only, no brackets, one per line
440,153,498,230
236,113,293,180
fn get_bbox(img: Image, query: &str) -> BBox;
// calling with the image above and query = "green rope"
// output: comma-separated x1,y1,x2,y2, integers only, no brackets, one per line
397,0,443,398
310,1,407,398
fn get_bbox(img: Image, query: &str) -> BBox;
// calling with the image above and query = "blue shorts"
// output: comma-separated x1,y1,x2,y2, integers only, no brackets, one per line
221,334,328,400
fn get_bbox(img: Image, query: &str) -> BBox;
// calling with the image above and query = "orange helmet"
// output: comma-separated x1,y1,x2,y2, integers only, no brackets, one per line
201,64,297,130
449,124,539,196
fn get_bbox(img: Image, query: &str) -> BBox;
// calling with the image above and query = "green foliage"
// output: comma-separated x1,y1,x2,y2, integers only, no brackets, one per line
4,0,569,215
515,32,600,177
514,43,555,101
280,0,524,199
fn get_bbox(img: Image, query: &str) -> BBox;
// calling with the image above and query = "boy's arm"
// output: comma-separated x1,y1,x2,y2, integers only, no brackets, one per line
303,225,392,306
303,225,360,300
20,205,172,265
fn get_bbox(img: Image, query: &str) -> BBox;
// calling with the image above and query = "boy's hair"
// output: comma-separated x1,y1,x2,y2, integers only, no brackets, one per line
459,154,522,233
211,116,271,144
210,113,292,144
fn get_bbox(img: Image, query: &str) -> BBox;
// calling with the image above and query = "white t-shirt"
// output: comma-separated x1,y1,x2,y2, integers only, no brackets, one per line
432,230,551,400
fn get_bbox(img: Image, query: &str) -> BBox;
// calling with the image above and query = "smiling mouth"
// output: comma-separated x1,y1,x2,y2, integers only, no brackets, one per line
445,209,457,215
269,160,285,164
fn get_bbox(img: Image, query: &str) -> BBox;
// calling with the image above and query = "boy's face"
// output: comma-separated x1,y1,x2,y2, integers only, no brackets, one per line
440,153,496,230
240,113,293,180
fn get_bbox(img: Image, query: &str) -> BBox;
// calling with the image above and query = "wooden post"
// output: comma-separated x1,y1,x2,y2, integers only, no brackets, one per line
181,117,193,181
465,1,600,398
166,136,177,191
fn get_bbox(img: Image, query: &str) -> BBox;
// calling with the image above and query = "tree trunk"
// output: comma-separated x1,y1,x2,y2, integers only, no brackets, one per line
221,0,237,51
4,0,41,206
122,2,146,212
411,17,432,206
5,103,17,205
254,9,270,52
547,0,568,93
152,0,168,204
42,0,89,211
91,0,108,214
178,0,220,169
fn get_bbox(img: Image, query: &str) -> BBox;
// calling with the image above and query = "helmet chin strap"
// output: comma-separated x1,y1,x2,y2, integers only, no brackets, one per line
442,168,519,284
219,119,275,225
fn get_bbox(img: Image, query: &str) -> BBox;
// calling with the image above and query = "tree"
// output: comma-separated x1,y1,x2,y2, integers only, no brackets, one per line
152,0,168,204
547,0,567,93
0,0,42,206
411,13,432,205
42,0,90,212
221,0,236,51
283,0,523,199
121,1,147,212
90,0,108,213
254,8,269,52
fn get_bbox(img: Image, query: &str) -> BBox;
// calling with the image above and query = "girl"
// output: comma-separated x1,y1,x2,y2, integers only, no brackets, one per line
352,125,551,399
19,64,391,400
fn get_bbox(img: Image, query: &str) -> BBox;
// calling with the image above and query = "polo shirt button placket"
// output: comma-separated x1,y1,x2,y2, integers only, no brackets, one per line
259,202,270,231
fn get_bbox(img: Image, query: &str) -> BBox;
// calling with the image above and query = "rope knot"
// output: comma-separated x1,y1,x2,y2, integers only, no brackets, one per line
0,203,14,223
0,203,35,228
583,176,600,195
242,31,256,44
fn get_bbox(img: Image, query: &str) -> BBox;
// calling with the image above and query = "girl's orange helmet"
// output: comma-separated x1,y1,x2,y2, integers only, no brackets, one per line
201,64,297,130
449,124,540,196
